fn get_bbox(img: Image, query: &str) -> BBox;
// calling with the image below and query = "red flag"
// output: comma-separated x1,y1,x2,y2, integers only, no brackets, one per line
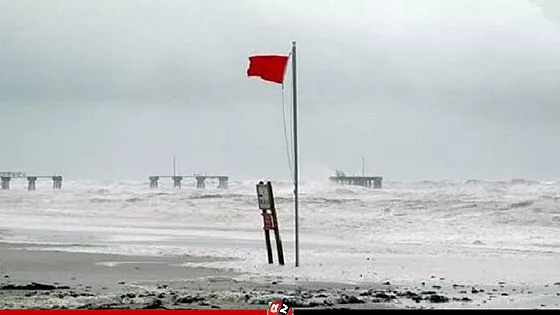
247,55,289,84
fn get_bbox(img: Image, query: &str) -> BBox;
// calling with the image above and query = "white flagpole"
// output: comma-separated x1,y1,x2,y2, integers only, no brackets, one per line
291,41,300,267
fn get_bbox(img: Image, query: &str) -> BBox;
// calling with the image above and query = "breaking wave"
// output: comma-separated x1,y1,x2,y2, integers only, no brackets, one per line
2,178,560,264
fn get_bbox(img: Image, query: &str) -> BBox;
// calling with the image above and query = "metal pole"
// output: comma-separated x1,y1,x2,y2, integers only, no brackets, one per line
361,156,365,177
173,156,176,177
291,41,299,267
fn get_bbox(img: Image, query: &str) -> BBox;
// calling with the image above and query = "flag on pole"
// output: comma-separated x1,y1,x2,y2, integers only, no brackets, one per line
247,55,289,84
246,44,299,268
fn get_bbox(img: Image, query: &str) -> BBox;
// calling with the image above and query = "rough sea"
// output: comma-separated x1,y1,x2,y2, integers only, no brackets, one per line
1,178,560,287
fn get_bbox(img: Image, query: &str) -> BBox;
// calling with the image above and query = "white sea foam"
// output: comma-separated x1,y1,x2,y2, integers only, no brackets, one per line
1,178,560,285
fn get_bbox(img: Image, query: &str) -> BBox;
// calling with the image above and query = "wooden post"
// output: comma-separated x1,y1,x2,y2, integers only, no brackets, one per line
149,176,159,189
1,177,10,190
52,176,62,190
256,181,285,265
172,176,182,188
262,210,274,264
267,181,285,265
27,177,37,191
196,176,206,189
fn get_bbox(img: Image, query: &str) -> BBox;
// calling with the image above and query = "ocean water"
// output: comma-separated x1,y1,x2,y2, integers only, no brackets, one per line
1,178,560,286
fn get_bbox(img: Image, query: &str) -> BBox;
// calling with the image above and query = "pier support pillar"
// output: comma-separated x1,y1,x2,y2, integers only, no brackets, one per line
27,177,37,191
196,176,206,189
172,176,183,188
1,177,10,190
52,176,62,190
330,175,383,189
217,176,228,189
149,176,159,189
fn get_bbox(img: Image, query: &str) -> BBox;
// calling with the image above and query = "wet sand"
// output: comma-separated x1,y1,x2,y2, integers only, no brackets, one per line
0,243,393,309
0,243,559,309
0,242,236,293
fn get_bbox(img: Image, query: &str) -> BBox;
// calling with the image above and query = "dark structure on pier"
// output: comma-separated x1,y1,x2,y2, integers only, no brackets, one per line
0,172,63,191
149,176,160,189
149,175,228,189
0,177,9,190
329,170,383,189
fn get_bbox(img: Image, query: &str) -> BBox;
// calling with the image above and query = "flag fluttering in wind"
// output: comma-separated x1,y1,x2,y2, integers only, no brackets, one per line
247,55,289,84
246,43,300,268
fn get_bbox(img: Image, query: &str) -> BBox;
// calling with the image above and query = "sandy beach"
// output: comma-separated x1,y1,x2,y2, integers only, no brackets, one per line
1,242,559,310
0,242,393,309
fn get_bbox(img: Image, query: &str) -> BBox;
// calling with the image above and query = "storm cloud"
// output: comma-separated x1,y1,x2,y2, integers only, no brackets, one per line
1,0,560,181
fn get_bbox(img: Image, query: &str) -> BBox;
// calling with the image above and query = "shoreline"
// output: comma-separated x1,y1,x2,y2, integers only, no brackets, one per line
0,242,394,309
1,243,559,309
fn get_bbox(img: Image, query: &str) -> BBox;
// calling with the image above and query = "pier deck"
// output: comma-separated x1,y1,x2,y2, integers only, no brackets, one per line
149,175,228,189
0,172,63,190
329,175,383,189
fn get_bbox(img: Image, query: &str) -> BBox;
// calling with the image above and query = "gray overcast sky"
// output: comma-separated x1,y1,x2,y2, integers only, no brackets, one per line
1,0,560,181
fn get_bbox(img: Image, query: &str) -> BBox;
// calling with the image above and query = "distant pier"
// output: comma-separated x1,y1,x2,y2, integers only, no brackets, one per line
1,170,231,191
0,171,63,191
329,170,383,189
149,175,229,189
